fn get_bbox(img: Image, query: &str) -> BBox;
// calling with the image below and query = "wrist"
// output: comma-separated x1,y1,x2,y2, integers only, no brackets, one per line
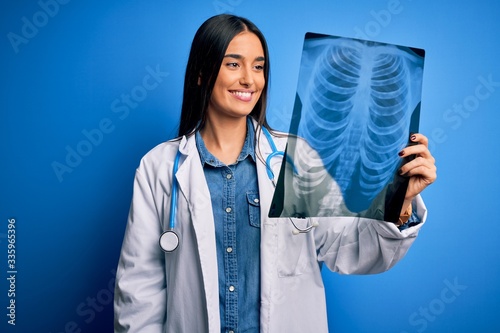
401,198,413,214
395,202,412,226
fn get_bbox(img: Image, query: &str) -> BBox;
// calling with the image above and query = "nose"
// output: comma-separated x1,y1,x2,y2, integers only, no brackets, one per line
239,66,254,86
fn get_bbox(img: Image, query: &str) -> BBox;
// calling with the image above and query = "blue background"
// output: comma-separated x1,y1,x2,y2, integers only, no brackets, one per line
1,0,498,332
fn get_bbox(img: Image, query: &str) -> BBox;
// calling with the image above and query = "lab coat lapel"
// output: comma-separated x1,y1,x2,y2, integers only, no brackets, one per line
175,135,221,331
254,123,287,330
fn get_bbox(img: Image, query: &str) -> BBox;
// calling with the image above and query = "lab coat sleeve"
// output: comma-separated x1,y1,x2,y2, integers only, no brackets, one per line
114,168,166,333
314,195,427,275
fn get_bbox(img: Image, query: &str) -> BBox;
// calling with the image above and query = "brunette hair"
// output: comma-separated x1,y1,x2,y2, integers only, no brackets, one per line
177,14,271,137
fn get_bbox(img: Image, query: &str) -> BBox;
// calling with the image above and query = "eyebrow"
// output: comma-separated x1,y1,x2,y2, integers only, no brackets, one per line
224,54,265,62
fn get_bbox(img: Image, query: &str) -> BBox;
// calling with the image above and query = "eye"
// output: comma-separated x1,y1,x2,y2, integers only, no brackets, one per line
226,62,239,68
254,64,264,71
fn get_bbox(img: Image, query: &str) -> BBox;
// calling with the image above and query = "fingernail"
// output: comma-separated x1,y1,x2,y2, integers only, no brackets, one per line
410,134,417,141
398,150,405,156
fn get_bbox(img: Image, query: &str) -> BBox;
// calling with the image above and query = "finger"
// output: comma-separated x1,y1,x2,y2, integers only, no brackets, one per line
409,133,429,148
405,163,437,181
400,156,437,177
399,142,435,161
400,156,436,173
403,155,436,173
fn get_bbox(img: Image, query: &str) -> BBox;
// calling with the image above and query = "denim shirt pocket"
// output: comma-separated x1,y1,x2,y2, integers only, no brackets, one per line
246,191,261,228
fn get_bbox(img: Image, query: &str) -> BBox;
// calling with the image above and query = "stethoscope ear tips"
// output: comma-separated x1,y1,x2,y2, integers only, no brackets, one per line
159,230,179,252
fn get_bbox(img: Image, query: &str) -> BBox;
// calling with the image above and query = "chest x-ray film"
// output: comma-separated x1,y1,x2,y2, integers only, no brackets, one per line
269,33,425,221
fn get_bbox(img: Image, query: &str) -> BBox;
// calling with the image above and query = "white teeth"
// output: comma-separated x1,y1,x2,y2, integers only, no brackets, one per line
232,91,251,98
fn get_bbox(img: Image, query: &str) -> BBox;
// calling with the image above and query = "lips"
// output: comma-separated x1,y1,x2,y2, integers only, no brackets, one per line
230,90,253,102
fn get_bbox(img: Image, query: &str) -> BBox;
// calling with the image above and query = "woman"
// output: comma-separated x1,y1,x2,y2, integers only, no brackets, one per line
114,14,437,333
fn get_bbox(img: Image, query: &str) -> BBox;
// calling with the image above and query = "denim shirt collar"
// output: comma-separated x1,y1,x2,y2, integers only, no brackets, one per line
196,117,256,167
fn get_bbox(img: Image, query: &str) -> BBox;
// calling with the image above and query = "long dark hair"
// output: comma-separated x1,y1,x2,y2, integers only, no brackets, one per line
177,14,271,137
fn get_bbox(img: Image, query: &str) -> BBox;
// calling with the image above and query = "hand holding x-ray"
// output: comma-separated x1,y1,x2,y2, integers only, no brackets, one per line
397,133,437,208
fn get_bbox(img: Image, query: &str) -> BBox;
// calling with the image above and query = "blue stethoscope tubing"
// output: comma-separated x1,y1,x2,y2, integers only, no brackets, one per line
261,126,285,182
158,149,182,252
159,127,317,252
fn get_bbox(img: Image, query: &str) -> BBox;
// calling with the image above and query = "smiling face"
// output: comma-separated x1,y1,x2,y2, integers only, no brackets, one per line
206,31,266,122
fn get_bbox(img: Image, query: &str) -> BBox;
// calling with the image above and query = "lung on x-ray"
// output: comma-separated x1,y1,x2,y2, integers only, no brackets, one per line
269,33,425,220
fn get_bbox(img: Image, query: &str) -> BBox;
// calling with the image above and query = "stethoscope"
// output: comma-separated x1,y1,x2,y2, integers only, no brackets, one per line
159,127,318,252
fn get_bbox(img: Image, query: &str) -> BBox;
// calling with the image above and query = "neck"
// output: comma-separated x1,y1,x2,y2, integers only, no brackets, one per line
201,116,248,165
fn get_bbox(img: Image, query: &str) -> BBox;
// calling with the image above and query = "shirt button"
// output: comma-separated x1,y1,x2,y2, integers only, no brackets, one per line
229,285,235,292
254,198,259,203
226,174,232,179
226,247,233,253
229,331,234,333
225,207,232,213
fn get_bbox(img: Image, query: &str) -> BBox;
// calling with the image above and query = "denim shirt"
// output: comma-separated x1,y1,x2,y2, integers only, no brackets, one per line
196,119,260,333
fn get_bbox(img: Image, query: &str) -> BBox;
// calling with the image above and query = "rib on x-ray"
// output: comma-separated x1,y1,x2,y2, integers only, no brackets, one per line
269,33,424,219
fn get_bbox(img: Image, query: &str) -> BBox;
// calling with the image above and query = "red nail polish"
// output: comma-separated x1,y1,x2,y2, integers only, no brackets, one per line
398,150,405,156
410,135,417,141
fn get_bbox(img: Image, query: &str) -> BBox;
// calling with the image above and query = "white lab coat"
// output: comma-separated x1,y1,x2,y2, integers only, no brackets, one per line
114,123,427,333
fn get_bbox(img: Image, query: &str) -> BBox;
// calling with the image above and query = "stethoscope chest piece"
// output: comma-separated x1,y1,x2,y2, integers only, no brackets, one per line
159,230,179,252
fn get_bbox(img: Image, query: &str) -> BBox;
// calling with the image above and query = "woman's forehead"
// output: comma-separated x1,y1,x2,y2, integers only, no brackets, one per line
225,32,265,59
